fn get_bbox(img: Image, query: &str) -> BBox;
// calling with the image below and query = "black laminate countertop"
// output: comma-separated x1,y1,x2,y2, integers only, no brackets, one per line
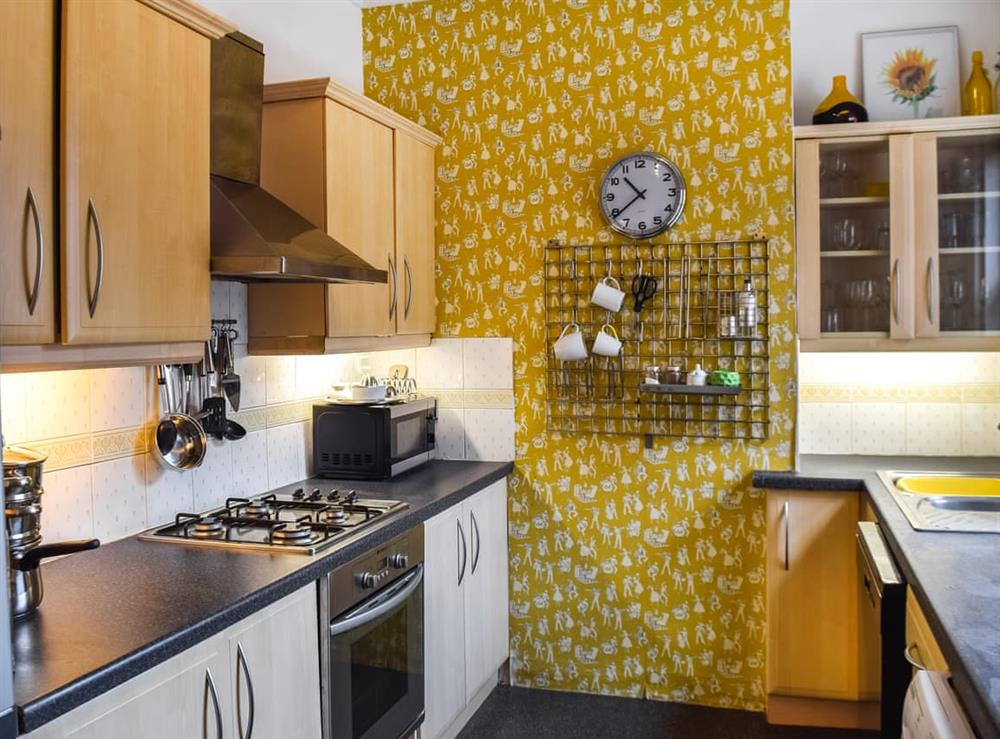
13,459,513,733
754,455,1000,739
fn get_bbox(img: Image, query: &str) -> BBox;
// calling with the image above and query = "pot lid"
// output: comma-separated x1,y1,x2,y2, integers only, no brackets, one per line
2,446,47,469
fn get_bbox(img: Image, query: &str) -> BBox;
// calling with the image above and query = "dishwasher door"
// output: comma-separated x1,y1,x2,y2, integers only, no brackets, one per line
857,521,908,739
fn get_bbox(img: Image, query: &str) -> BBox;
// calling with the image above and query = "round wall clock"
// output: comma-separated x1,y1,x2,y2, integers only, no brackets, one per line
598,152,686,238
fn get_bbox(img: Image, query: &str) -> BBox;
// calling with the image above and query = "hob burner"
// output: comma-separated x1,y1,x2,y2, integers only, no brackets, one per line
271,525,314,545
323,507,348,524
190,517,224,539
242,503,273,519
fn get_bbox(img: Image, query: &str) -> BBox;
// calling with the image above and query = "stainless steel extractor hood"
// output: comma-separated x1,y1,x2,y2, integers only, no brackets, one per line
209,32,387,284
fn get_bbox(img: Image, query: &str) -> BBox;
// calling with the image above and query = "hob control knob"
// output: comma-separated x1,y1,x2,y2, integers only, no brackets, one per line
389,553,409,570
356,572,377,589
292,488,304,500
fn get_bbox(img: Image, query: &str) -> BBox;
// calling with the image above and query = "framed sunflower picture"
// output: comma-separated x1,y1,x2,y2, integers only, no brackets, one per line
861,26,960,121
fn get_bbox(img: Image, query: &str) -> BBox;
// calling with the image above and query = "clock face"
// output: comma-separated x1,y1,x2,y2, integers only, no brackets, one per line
598,152,686,238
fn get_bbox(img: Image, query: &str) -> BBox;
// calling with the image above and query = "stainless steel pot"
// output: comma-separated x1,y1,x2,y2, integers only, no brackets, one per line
3,446,46,550
3,446,101,618
10,539,100,618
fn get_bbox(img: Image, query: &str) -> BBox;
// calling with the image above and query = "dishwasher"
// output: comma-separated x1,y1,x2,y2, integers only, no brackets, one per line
857,521,909,739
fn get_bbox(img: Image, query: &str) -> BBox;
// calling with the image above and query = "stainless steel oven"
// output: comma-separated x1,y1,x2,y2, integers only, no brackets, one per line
321,527,424,739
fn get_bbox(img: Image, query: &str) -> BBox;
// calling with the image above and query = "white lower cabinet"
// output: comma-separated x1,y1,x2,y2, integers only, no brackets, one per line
423,479,509,739
25,584,320,739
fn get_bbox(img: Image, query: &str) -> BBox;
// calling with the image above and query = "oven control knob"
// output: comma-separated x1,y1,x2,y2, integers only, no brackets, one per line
389,554,409,570
356,572,378,589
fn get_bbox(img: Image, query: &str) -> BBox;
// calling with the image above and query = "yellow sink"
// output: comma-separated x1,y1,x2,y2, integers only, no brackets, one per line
896,476,1000,497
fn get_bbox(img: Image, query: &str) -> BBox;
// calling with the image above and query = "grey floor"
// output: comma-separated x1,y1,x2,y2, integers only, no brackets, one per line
457,686,880,739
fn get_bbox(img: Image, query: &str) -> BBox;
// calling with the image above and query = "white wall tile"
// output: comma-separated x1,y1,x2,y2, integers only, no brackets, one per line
0,373,29,444
231,430,269,496
851,403,906,455
464,409,515,461
267,422,309,489
265,356,296,405
90,367,147,432
797,403,852,455
23,370,90,440
193,440,234,510
416,339,464,389
463,338,513,389
229,282,249,339
961,404,1000,456
958,353,1000,384
144,454,195,527
233,345,266,409
92,456,147,541
367,348,417,380
210,280,231,320
436,408,465,459
42,466,94,542
906,403,963,455
295,355,331,400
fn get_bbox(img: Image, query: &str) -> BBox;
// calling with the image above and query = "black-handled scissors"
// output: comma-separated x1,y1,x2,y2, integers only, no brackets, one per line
631,274,658,313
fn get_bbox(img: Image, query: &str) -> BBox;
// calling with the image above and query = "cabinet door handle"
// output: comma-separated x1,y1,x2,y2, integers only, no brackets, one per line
203,668,223,739
86,198,104,318
403,255,413,320
236,642,256,739
470,510,481,576
782,500,790,571
457,518,467,586
388,253,397,320
925,257,935,325
891,258,900,325
904,642,928,671
24,187,44,315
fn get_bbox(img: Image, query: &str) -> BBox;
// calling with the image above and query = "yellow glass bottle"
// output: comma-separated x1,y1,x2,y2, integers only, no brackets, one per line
962,51,994,116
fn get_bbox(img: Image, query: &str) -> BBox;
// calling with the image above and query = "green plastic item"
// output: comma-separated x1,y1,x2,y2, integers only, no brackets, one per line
708,370,740,387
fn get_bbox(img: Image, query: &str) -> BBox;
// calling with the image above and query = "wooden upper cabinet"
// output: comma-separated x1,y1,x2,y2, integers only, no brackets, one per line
395,132,437,335
60,0,213,345
794,115,1000,352
324,101,396,337
251,78,441,354
0,0,57,345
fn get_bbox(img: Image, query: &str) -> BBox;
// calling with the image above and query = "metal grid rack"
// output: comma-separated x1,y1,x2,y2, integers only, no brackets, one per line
544,239,771,440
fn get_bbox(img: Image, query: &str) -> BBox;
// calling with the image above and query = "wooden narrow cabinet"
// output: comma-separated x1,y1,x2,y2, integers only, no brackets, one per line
23,584,320,739
395,131,437,335
766,489,877,730
423,480,509,739
250,77,441,355
0,0,57,345
60,0,213,345
905,589,948,674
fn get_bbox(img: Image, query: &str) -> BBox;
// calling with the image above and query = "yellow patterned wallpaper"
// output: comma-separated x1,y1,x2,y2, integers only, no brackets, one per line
364,0,795,711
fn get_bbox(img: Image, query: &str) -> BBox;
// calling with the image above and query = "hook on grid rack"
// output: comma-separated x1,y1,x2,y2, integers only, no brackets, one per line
544,238,771,441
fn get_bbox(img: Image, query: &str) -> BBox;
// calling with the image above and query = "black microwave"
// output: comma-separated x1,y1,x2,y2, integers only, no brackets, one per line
312,397,437,480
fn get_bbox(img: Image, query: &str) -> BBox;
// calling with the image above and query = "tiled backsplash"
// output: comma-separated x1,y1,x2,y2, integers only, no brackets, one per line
799,352,1000,456
0,283,514,544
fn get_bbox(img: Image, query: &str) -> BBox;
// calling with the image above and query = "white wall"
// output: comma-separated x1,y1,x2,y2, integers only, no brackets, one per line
791,0,1000,124
199,0,364,90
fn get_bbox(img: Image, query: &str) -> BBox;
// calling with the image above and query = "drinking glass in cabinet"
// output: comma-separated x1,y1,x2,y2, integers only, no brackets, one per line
819,141,889,200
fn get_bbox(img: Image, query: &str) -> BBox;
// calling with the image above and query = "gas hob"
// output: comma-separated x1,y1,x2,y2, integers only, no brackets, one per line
138,487,408,554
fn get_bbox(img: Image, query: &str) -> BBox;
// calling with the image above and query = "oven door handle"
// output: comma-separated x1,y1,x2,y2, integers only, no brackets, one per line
329,564,424,637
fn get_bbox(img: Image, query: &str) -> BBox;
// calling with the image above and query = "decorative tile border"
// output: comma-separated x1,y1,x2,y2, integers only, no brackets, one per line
801,383,1000,404
15,398,321,472
424,388,515,410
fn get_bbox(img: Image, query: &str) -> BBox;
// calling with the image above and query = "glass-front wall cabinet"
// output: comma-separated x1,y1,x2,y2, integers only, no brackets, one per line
796,117,1000,349
915,130,1000,336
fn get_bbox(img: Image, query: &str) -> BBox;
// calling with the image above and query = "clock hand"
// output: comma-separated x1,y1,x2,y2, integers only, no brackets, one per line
616,189,648,217
623,177,646,199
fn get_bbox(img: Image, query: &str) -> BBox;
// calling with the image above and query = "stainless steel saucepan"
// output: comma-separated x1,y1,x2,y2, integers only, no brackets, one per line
3,446,101,618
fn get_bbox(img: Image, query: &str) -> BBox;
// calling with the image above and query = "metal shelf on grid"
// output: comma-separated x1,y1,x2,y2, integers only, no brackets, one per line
544,239,771,441
638,383,742,396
